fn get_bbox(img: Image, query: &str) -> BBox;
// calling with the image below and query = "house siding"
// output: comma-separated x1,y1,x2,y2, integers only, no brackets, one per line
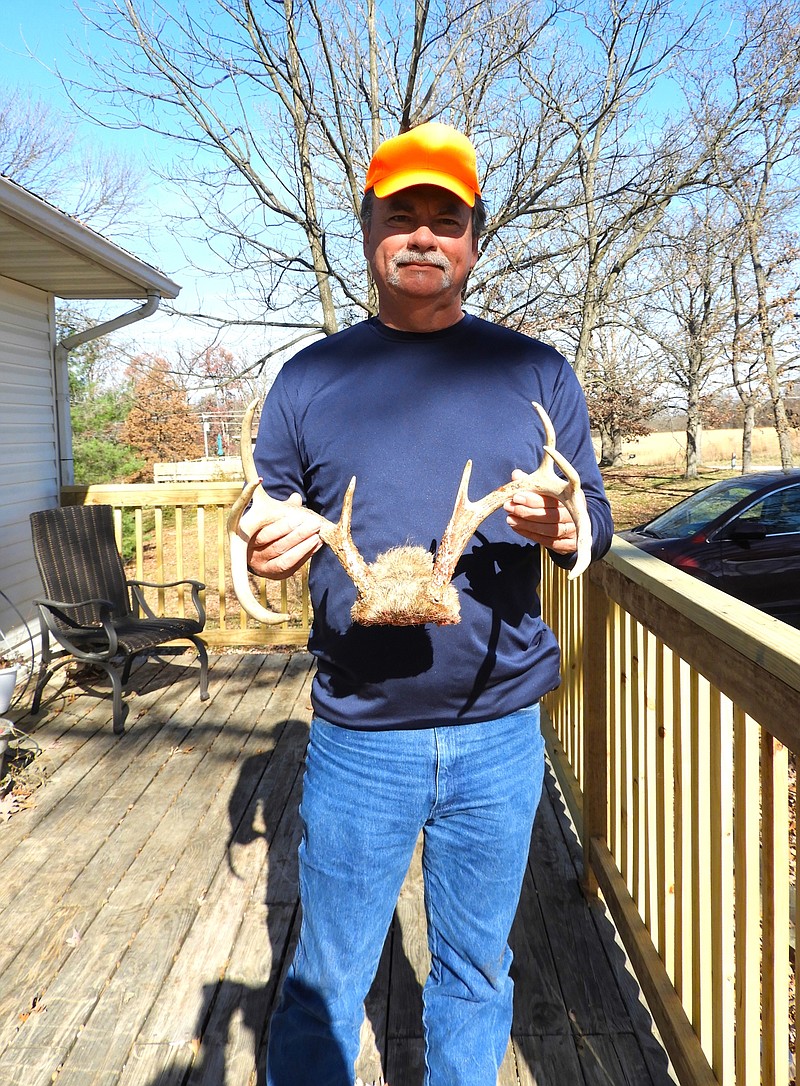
0,275,56,651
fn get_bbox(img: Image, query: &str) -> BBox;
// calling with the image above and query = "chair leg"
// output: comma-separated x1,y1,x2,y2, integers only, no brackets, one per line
192,637,210,701
32,629,55,715
106,665,128,735
120,652,139,686
32,663,52,715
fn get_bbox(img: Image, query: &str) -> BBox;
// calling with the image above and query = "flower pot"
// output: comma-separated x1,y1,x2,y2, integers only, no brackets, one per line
0,666,18,714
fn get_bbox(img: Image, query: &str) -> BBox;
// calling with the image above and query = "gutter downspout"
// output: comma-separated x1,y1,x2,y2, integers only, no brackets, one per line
53,291,162,487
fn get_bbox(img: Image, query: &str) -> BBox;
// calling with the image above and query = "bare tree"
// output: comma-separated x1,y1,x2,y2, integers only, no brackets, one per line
512,0,749,383
710,0,800,470
64,0,748,365
637,197,734,478
583,325,664,466
0,88,142,231
69,0,564,347
726,233,770,472
59,0,800,418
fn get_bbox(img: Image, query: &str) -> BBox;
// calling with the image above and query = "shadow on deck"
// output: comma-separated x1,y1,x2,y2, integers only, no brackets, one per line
0,651,676,1086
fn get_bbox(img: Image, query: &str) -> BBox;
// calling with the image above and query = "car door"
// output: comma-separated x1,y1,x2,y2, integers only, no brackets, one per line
715,483,800,626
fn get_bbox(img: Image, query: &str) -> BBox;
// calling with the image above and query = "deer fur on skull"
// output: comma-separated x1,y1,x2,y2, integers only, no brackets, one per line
227,400,592,627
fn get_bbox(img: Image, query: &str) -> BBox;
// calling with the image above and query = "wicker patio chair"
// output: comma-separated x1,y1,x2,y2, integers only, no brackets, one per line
30,504,209,733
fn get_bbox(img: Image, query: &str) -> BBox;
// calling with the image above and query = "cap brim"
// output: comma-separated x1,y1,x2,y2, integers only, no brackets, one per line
372,169,477,207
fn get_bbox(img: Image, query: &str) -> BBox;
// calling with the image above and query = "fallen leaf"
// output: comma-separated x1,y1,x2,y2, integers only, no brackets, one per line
0,793,19,821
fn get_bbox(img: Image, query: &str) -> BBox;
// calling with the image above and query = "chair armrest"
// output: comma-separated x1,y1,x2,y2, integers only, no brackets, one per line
34,597,119,659
34,596,115,627
127,579,206,625
128,578,206,591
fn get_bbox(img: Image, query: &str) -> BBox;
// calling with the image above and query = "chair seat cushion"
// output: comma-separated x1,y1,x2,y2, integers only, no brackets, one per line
112,617,204,655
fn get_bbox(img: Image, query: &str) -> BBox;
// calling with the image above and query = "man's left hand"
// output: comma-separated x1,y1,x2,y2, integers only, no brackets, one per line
503,469,578,555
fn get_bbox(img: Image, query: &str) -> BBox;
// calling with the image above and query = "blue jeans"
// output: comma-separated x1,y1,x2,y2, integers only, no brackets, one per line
266,705,545,1086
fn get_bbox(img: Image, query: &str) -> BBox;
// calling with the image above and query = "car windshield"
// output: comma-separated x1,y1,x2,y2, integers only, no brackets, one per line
642,477,770,538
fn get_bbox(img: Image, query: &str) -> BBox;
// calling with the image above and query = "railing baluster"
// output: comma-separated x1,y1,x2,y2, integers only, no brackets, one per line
762,731,790,1086
734,706,761,1086
657,642,675,978
582,568,608,898
135,507,144,580
175,505,185,616
644,627,659,945
710,689,735,1084
675,659,693,1014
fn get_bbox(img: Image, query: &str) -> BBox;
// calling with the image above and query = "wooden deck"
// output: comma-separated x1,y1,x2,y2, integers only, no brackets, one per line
0,651,677,1086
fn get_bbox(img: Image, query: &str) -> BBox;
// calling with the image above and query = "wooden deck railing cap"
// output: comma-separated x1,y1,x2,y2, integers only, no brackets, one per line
601,536,800,695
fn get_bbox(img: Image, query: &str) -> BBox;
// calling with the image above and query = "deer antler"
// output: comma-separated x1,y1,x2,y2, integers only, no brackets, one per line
229,398,591,629
430,402,592,598
227,400,373,625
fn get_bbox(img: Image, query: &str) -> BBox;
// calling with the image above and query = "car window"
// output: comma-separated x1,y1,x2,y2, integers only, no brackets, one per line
735,485,800,535
644,477,769,538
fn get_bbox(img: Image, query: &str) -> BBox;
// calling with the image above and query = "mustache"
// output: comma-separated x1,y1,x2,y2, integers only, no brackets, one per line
390,249,452,272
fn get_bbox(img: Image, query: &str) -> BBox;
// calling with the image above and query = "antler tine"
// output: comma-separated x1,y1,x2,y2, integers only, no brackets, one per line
227,398,294,625
240,398,260,484
319,476,374,595
229,400,374,622
533,400,556,448
430,460,484,599
528,402,592,578
431,402,593,594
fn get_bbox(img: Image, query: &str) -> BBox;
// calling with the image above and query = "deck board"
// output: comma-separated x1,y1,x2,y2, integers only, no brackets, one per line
0,651,675,1085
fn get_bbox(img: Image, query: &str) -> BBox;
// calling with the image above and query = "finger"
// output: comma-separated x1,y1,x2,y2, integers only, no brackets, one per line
248,514,318,549
504,494,560,521
250,534,323,578
244,499,319,550
507,514,560,540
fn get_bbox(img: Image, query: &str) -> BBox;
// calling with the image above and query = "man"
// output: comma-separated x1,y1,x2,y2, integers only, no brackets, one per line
248,122,613,1085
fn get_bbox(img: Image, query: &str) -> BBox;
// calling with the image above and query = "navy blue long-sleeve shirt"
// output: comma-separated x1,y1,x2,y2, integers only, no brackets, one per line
254,314,613,730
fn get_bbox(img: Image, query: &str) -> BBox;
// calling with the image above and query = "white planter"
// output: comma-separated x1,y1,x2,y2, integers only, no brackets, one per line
0,666,18,714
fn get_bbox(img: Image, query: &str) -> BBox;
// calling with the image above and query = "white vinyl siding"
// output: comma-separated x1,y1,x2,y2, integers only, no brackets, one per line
0,275,56,648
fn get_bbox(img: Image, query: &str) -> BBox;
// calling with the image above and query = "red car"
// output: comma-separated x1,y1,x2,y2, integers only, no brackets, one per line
618,470,800,628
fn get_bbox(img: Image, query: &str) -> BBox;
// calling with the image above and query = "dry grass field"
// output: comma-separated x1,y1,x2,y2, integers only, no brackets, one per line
617,426,800,469
601,466,737,531
603,426,800,530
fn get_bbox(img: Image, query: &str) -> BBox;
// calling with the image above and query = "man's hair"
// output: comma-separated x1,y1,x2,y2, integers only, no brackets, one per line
359,189,488,239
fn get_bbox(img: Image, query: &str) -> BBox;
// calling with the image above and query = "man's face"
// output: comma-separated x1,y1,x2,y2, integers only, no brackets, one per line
362,185,479,324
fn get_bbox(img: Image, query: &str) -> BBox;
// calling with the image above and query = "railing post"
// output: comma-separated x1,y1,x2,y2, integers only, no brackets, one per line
582,566,609,897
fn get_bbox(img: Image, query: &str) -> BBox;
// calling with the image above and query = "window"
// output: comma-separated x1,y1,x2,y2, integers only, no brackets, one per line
736,485,800,535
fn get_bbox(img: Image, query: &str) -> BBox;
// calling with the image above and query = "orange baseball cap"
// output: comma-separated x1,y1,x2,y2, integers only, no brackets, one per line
364,122,481,207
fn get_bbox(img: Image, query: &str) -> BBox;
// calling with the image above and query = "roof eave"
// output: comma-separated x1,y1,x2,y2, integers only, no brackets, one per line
0,175,181,300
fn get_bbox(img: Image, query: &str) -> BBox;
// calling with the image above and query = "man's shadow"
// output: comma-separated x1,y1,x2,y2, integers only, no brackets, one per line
144,717,424,1084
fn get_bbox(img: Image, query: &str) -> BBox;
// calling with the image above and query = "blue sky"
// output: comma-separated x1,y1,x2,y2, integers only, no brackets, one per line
2,1,82,94
1,0,255,363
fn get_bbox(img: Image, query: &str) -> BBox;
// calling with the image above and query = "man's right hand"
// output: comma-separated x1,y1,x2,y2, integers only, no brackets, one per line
245,492,324,579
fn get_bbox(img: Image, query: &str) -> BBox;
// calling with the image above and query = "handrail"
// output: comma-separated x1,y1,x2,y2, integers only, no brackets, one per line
542,537,799,1086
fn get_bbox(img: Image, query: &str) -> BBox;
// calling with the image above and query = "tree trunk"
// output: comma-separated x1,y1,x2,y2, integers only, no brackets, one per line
685,386,702,480
284,0,339,337
610,427,624,467
598,425,613,466
749,223,793,469
741,400,755,473
573,282,599,387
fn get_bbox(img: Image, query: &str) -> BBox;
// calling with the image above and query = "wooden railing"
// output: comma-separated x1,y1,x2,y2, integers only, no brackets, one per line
542,538,799,1086
62,484,798,1084
61,483,311,647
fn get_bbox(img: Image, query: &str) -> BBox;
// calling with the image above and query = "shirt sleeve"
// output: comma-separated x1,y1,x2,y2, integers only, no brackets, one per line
252,366,307,502
544,357,614,569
